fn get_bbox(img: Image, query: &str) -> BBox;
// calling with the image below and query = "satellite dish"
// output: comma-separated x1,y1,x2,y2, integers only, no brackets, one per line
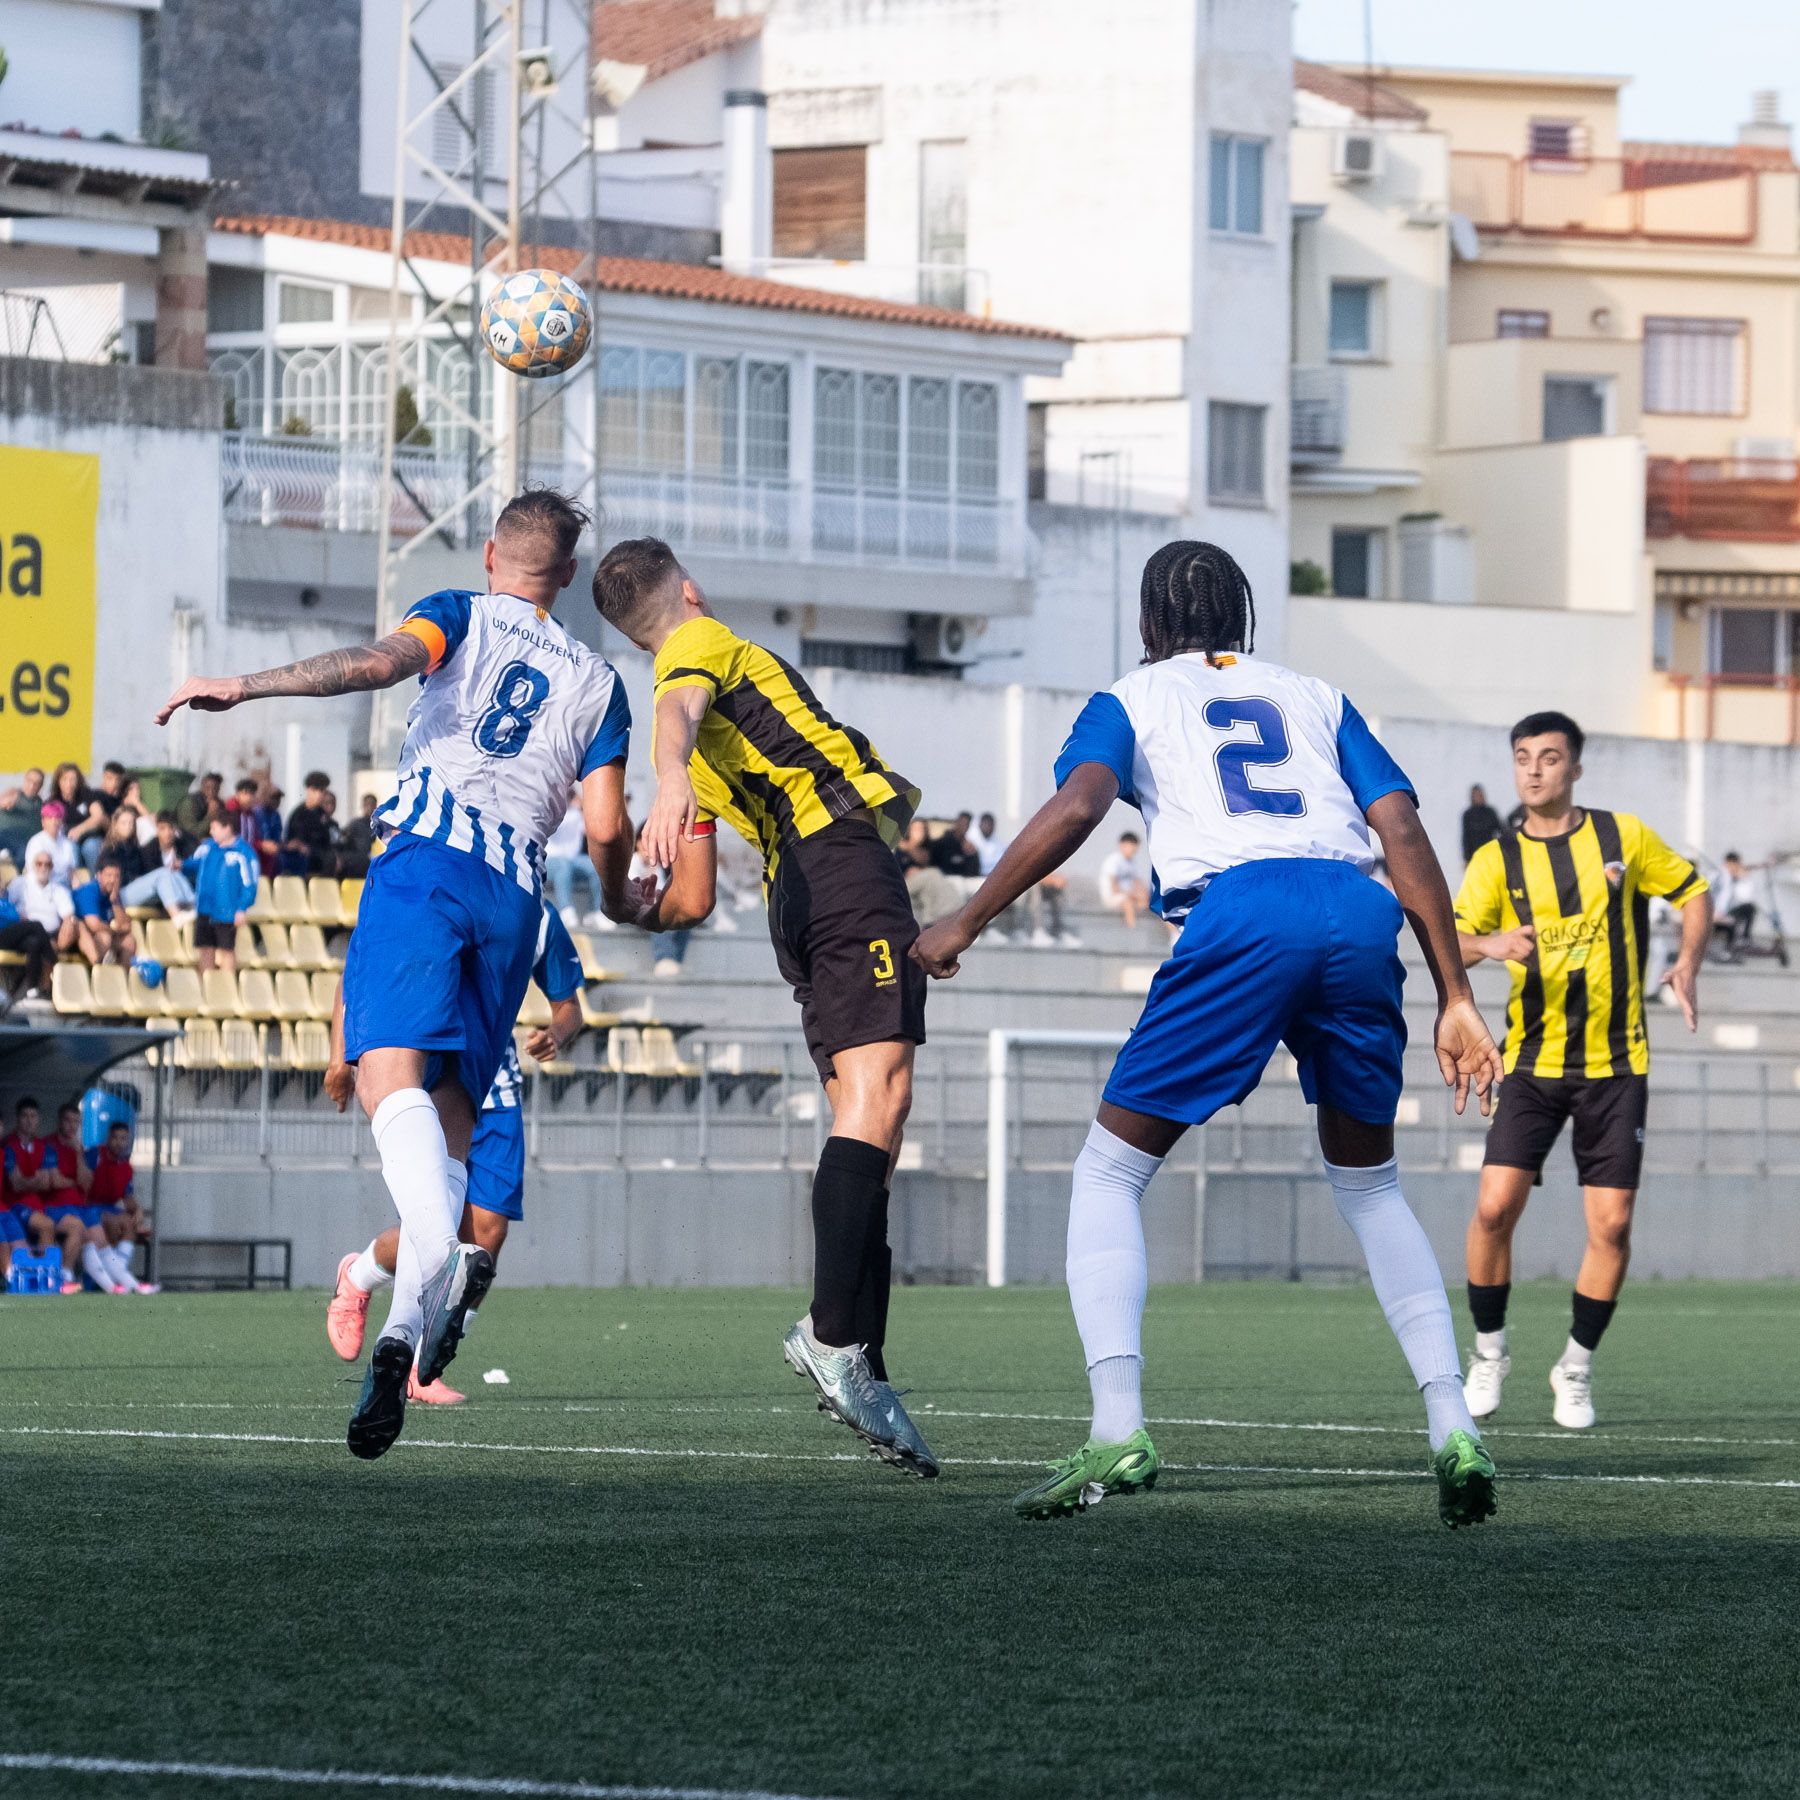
1449,213,1481,263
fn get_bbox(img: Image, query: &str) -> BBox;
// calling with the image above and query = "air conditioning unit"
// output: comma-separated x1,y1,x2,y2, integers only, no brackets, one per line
1397,518,1475,605
1332,130,1383,183
912,614,985,666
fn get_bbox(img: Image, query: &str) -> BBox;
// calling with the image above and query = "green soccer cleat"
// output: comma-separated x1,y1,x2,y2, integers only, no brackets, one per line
872,1381,939,1479
1434,1428,1498,1529
1012,1429,1160,1520
346,1333,413,1461
416,1243,494,1387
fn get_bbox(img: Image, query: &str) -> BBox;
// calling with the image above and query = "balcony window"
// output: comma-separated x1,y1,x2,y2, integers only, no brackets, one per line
208,267,264,334
1543,375,1611,441
919,139,969,311
1328,281,1380,359
1645,317,1746,416
1713,607,1781,677
277,282,335,327
1497,308,1550,338
1208,401,1266,505
1330,528,1385,599
1527,118,1587,165
1209,134,1265,235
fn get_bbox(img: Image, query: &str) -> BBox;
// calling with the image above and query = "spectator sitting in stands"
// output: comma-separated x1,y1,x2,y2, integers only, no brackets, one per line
230,778,272,874
73,861,136,966
974,809,1079,948
26,800,78,885
1716,851,1761,956
8,848,76,963
52,762,108,873
339,791,379,878
251,784,284,858
0,876,57,1004
185,806,259,973
109,810,197,924
3,1097,82,1293
176,770,224,839
930,810,983,879
81,761,129,870
120,777,157,845
87,1118,153,1292
898,818,964,925
545,787,602,929
0,765,47,863
1098,831,1150,930
284,771,337,876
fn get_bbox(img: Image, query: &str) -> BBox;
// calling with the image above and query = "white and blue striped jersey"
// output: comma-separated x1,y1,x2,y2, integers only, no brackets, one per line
483,903,584,1112
381,589,630,894
1054,652,1414,923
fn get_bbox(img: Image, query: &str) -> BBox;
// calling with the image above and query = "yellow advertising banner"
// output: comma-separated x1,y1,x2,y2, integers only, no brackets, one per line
0,445,98,772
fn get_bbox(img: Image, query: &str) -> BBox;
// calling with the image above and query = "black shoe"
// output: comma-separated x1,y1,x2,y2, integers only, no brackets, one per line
347,1334,413,1460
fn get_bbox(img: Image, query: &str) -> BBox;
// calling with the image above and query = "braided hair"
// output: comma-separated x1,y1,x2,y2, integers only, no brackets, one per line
1137,540,1256,665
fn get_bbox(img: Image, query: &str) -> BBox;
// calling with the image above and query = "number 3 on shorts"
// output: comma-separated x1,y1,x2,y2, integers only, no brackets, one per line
869,938,896,984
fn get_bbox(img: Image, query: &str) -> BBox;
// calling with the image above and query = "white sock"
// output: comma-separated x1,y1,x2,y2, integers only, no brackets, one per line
99,1243,137,1290
81,1243,115,1290
1067,1122,1161,1440
1475,1329,1507,1361
370,1089,458,1346
1325,1158,1477,1452
348,1239,393,1293
1558,1336,1593,1372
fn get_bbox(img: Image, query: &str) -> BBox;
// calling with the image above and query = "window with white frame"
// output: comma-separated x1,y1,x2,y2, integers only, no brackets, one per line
1644,317,1746,416
1527,118,1587,164
1207,401,1266,504
277,281,334,327
600,345,792,479
1497,308,1550,338
1328,281,1381,359
1209,134,1265,235
919,140,969,311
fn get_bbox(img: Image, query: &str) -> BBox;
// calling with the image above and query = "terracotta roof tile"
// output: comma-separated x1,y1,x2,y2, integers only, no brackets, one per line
1293,59,1427,122
213,214,1068,342
1623,138,1795,173
593,0,761,81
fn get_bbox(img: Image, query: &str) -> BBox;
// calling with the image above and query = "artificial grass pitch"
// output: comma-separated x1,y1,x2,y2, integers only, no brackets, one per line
2,1280,1797,1800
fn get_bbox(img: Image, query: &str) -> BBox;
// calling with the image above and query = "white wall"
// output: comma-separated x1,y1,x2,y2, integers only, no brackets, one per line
0,0,150,141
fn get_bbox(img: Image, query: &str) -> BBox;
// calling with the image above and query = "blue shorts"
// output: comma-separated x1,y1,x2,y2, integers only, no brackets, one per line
466,1104,525,1222
342,836,542,1111
0,1207,25,1244
1104,858,1408,1128
46,1203,98,1229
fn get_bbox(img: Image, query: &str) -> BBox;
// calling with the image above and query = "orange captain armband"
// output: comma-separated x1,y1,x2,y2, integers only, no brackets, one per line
689,817,717,840
396,616,448,670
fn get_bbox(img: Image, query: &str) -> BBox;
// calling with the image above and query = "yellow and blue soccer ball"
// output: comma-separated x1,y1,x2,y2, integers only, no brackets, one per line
480,269,592,379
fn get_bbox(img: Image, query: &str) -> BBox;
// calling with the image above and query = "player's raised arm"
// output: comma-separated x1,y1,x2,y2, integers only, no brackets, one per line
154,632,430,725
912,763,1120,978
652,822,718,932
1365,791,1504,1116
579,762,643,925
645,685,709,870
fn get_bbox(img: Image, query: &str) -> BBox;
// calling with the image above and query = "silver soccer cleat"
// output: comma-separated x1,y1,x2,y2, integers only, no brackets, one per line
873,1381,940,1479
417,1243,495,1386
782,1317,900,1458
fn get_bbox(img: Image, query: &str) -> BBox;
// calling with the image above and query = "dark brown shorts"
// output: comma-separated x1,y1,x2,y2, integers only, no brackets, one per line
767,817,927,1084
192,915,236,952
1484,1069,1649,1190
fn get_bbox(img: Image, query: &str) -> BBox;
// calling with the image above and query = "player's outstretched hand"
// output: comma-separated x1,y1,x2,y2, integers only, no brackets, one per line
1489,924,1537,963
643,775,697,873
155,675,245,725
1660,959,1700,1031
1435,995,1504,1117
911,913,976,980
323,1057,355,1113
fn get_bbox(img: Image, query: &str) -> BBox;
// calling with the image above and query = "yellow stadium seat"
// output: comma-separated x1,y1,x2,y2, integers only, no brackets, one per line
0,947,25,971
70,866,91,889
338,879,365,928
162,965,204,1017
219,1018,265,1070
175,1018,220,1069
200,968,242,1019
516,982,552,1028
307,877,343,926
289,1019,332,1071
572,933,618,985
309,971,339,1021
578,986,621,1031
606,1026,645,1076
288,924,339,970
144,918,190,968
256,921,293,968
233,924,264,969
248,877,277,923
52,962,93,1015
125,968,168,1019
272,876,311,923
89,963,129,1018
640,1026,700,1079
237,968,279,1019
272,970,313,1021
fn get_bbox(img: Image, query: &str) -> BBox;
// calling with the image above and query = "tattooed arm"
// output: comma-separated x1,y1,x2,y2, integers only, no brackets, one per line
155,633,430,726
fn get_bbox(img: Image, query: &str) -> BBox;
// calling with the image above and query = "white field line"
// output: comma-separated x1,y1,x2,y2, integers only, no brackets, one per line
5,1425,1797,1491
0,1752,842,1800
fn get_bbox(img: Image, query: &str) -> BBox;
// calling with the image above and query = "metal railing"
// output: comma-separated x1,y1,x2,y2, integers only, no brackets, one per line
1647,456,1800,543
1451,152,1758,243
221,433,479,538
1290,366,1346,464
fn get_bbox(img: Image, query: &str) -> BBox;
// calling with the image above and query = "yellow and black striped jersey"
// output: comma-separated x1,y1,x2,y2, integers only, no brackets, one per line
1455,810,1708,1078
653,615,919,881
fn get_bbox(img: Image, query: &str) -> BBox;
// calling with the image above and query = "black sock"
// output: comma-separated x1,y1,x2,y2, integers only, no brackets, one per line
809,1137,890,1349
1569,1290,1618,1352
1467,1280,1511,1335
852,1185,893,1382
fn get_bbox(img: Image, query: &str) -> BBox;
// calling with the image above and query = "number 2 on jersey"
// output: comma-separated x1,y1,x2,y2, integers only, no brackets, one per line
475,660,551,759
1203,696,1306,818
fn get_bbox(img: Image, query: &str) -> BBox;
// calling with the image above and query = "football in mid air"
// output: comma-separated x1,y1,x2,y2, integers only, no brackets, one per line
480,268,592,379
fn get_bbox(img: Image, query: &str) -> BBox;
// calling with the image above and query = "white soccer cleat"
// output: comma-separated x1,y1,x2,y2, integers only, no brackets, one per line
1463,1351,1510,1420
1550,1361,1596,1429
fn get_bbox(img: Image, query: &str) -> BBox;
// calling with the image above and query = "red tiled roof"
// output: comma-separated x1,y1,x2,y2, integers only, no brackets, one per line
212,215,1068,342
1623,138,1795,173
592,0,762,81
1293,59,1427,122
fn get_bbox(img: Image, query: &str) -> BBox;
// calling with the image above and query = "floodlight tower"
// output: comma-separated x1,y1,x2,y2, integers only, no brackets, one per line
369,0,602,763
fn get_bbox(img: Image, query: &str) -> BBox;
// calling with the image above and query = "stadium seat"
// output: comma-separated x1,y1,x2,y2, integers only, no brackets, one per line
572,933,618,984
248,878,278,923
70,866,90,889
52,962,93,1016
288,924,339,971
606,1026,645,1076
307,877,344,927
272,970,313,1021
125,968,169,1019
516,983,553,1028
218,1018,265,1071
174,1019,221,1070
640,1026,700,1079
308,971,339,1021
257,921,294,968
289,1019,332,1071
162,965,204,1018
578,986,622,1031
200,968,243,1019
338,879,365,928
0,946,24,972
237,968,279,1019
144,918,191,968
233,924,264,969
272,876,311,923
89,963,129,1019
